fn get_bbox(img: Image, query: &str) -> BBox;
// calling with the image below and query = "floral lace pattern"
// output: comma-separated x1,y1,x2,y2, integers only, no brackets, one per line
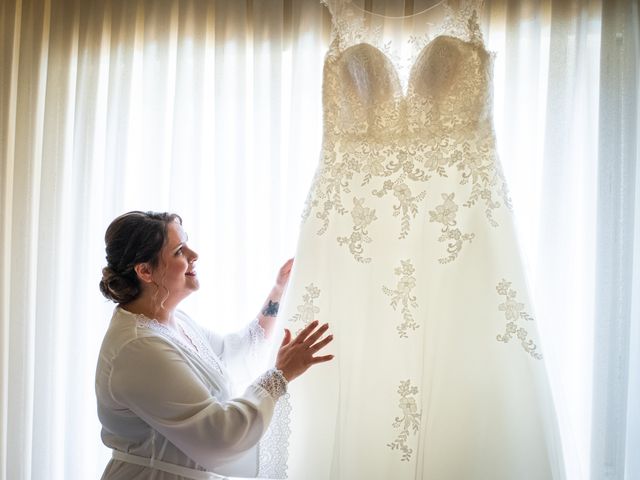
439,0,486,46
302,0,511,263
337,197,377,263
289,284,321,333
382,260,419,338
282,1,554,473
373,177,427,240
387,380,422,462
495,279,543,360
429,192,475,263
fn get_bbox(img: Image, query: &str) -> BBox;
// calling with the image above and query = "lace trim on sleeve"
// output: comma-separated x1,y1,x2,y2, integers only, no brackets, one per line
249,317,267,347
245,317,268,364
255,368,289,400
258,394,292,479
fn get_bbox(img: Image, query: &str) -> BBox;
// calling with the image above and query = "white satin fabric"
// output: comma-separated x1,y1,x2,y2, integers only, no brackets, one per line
278,0,567,478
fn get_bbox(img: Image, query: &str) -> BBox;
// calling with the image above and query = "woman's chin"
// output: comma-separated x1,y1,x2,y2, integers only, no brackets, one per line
187,277,200,291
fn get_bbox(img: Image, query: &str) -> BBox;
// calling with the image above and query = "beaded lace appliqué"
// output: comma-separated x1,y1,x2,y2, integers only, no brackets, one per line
387,379,422,462
305,0,511,264
289,283,321,333
495,279,543,360
382,260,420,338
428,192,475,263
337,197,377,263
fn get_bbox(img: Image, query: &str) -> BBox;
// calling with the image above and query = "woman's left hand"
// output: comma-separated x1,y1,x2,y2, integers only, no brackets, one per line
274,258,294,292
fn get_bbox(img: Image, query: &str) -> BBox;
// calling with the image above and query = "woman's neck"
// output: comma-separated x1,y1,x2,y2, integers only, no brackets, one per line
121,296,177,326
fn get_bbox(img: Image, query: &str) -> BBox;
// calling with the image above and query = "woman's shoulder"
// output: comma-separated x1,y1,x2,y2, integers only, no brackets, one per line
99,307,173,362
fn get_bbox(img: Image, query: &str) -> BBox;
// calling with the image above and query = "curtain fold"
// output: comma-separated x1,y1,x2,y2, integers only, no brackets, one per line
591,1,640,479
0,0,637,479
536,1,601,477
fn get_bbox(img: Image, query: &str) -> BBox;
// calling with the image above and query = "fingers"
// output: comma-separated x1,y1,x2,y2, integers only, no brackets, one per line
276,322,334,381
309,333,333,352
278,258,294,276
310,354,334,364
281,329,291,347
303,322,329,347
293,320,319,343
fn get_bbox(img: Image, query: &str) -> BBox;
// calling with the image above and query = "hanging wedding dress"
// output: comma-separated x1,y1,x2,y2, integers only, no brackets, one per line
278,0,566,478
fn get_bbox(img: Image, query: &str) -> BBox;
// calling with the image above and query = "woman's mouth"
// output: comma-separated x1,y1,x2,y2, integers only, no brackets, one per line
185,271,196,277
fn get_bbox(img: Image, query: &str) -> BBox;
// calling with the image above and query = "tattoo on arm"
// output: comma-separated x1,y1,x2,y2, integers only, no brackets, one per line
262,300,280,317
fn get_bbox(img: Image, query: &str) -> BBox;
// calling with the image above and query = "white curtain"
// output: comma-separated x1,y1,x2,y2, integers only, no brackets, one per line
0,0,637,479
591,1,640,479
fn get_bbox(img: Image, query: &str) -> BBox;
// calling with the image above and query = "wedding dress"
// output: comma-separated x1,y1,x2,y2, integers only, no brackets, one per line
278,0,566,479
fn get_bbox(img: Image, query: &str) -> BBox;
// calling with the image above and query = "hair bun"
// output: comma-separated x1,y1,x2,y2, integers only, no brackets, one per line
99,266,140,304
100,211,181,304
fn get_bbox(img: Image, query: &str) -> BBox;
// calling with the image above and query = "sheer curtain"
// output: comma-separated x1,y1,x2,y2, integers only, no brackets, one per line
0,0,637,479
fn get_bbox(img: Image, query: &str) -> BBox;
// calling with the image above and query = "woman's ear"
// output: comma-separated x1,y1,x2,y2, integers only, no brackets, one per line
134,263,154,284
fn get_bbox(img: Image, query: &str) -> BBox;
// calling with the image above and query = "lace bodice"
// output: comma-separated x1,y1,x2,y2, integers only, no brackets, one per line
322,0,491,139
303,0,510,264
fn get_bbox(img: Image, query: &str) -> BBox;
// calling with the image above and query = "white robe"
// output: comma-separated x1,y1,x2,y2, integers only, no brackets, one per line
95,307,288,479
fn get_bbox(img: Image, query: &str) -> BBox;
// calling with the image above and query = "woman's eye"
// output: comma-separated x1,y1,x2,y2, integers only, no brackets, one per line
175,248,183,256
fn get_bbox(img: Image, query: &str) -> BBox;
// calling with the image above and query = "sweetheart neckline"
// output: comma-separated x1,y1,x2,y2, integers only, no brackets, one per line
334,35,488,97
327,0,488,94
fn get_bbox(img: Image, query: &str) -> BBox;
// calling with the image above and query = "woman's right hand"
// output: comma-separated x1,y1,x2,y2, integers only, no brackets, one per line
275,320,334,382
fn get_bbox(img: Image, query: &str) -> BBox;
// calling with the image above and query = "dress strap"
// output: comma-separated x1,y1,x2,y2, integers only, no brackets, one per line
111,450,228,480
321,0,486,49
319,0,343,18
441,0,485,45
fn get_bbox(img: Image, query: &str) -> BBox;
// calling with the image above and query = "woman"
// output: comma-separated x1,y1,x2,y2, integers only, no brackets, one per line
95,211,333,479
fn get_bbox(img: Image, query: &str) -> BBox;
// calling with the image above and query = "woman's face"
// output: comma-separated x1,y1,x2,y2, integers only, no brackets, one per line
150,221,199,304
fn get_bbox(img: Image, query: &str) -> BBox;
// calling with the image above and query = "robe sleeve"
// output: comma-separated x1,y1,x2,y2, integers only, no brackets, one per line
201,319,272,385
108,336,285,471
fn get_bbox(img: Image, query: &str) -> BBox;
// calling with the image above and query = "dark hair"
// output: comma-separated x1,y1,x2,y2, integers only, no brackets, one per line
99,211,182,304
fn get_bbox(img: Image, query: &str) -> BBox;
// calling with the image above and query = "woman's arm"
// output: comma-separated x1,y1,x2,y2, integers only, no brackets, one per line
109,336,282,471
256,258,293,337
108,323,332,470
198,259,294,371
